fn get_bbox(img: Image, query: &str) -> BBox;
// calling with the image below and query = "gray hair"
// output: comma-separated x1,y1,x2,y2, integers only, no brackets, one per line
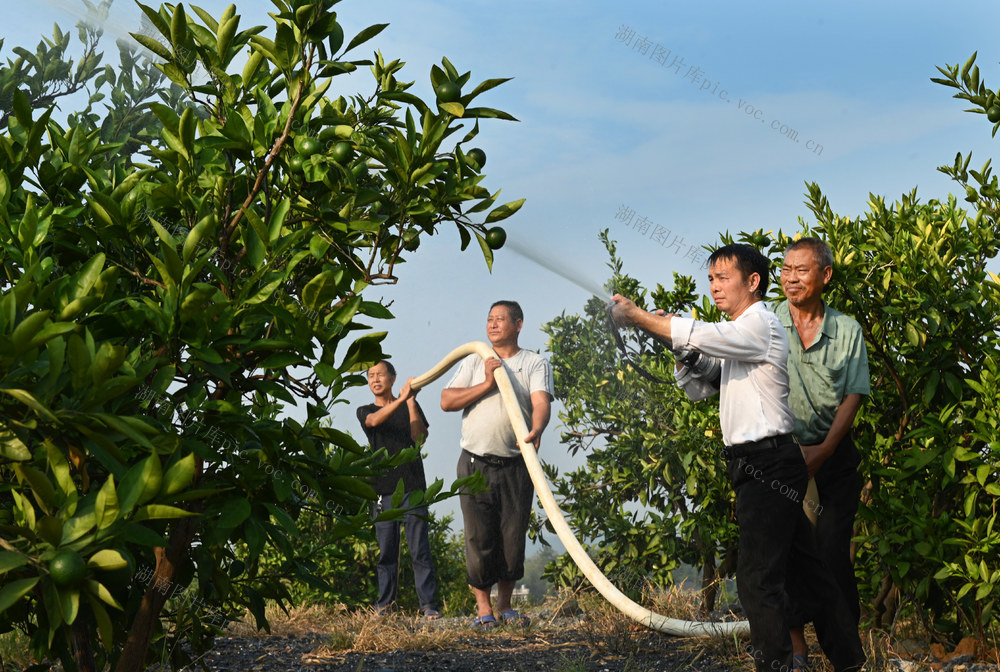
785,237,833,270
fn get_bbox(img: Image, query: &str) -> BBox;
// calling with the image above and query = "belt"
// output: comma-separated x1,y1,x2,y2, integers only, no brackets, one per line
722,433,795,460
464,449,520,467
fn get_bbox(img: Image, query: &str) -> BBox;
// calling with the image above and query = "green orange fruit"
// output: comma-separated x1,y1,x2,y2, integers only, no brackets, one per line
466,148,486,170
403,227,420,252
435,81,461,103
351,162,369,180
330,141,353,163
49,550,86,588
288,154,305,173
485,226,507,250
298,137,321,157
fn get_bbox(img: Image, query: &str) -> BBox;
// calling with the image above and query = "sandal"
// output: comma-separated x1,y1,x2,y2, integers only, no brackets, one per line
500,609,530,627
422,608,441,620
472,614,497,629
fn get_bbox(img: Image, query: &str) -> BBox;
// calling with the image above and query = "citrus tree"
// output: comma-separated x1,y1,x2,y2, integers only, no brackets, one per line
0,1,520,670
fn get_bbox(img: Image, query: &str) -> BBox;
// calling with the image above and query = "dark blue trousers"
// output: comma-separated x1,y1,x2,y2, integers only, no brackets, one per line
374,492,439,612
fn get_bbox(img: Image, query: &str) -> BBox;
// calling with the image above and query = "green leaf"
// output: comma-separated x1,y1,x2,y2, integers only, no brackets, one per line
129,33,171,61
11,309,52,352
0,388,58,422
485,198,526,224
14,463,56,515
85,579,122,610
315,362,337,385
463,106,519,122
133,504,197,521
122,524,167,547
87,550,128,571
465,77,513,101
268,198,291,244
218,498,251,528
86,593,114,651
301,269,343,311
258,352,306,369
118,453,163,515
242,49,265,83
162,453,196,496
0,552,30,574
475,231,494,272
0,578,39,613
95,476,120,531
438,101,464,117
344,23,388,53
170,3,188,52
61,588,81,625
178,107,196,157
217,15,239,57
61,507,97,545
273,23,296,72
0,431,31,461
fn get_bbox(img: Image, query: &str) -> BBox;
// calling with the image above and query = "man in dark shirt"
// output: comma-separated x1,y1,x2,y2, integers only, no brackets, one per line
357,360,440,618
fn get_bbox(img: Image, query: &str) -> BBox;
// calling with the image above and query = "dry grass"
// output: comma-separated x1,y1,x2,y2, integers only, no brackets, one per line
225,602,474,655
572,586,752,669
222,592,1000,671
0,629,35,669
314,608,469,654
225,602,345,638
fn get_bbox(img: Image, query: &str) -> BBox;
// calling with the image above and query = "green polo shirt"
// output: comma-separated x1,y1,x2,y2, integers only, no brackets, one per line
774,300,870,445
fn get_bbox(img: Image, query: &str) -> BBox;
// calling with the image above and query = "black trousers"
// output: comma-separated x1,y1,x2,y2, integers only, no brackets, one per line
456,450,534,589
724,435,864,672
789,434,863,628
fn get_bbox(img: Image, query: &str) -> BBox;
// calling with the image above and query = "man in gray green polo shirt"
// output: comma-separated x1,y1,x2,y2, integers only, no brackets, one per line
775,237,870,670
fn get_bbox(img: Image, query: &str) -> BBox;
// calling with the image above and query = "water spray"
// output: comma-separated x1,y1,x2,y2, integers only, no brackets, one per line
504,237,610,300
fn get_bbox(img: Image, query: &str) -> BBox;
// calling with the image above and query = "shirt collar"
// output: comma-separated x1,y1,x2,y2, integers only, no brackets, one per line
775,299,837,342
818,300,838,340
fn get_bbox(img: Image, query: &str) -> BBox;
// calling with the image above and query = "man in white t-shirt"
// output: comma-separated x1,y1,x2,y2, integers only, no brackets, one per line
441,300,554,629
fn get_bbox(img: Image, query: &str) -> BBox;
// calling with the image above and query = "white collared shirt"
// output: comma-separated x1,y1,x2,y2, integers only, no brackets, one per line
671,301,795,446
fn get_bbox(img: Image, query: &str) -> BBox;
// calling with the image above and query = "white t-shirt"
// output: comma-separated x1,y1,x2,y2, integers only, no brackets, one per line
445,349,554,458
672,301,795,446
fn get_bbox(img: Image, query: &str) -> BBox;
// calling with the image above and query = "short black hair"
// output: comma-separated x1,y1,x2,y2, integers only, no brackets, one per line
490,300,523,323
784,237,833,270
370,360,396,377
708,243,770,298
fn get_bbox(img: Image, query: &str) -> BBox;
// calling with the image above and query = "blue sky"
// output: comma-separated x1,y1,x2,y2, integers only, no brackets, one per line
15,0,1000,550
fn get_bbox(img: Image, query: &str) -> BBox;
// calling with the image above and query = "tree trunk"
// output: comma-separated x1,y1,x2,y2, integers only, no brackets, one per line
871,574,900,630
72,618,96,672
113,517,197,672
701,553,717,613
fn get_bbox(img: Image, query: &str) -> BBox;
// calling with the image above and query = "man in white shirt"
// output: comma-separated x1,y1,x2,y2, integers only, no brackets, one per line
441,300,554,629
610,244,864,672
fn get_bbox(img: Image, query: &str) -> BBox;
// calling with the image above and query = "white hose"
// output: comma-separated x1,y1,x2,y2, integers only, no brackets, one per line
412,342,750,637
